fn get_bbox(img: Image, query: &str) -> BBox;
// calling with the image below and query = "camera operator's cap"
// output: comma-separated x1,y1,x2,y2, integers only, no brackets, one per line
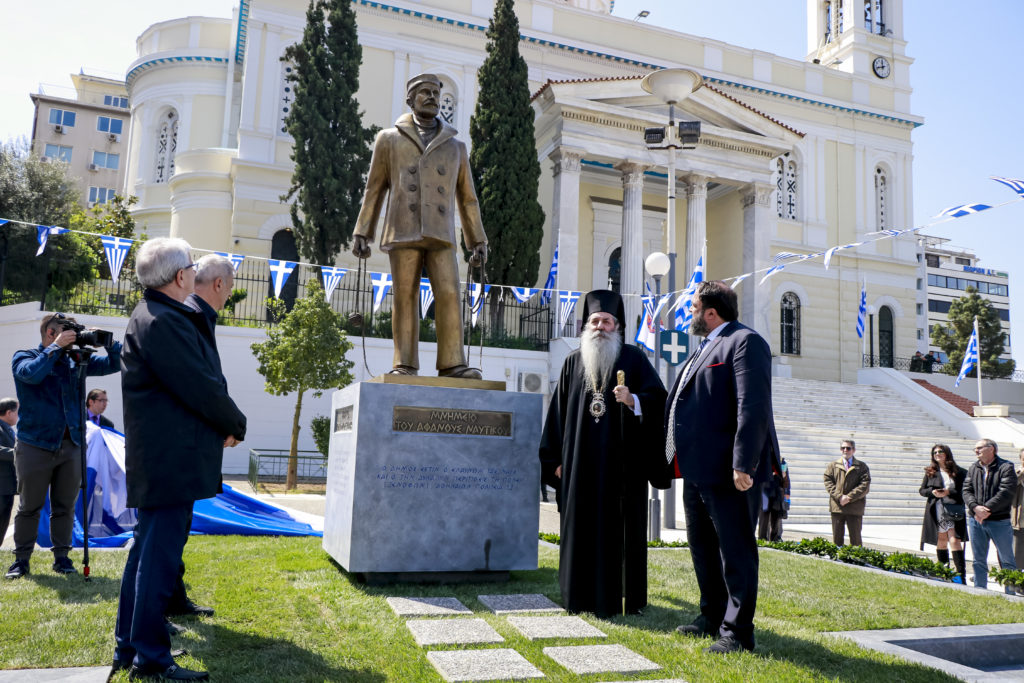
406,73,442,94
41,312,76,329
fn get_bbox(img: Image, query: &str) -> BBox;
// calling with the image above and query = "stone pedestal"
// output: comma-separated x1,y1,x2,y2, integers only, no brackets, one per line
323,379,543,580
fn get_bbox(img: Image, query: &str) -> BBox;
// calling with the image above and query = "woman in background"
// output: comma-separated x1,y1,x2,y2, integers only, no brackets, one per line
920,443,969,583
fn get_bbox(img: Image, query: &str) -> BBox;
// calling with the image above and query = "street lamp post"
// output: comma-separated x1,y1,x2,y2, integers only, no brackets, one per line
645,251,670,375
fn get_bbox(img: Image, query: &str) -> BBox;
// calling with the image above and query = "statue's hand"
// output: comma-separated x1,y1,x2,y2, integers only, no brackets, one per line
469,242,487,268
352,235,371,259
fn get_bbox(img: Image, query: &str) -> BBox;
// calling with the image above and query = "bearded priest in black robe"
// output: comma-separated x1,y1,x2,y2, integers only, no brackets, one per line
539,289,669,617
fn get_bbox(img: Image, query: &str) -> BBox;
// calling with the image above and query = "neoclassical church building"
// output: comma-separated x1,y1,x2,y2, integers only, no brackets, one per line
121,0,920,382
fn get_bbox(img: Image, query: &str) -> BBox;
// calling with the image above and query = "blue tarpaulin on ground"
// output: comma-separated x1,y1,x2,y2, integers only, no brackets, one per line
35,424,322,549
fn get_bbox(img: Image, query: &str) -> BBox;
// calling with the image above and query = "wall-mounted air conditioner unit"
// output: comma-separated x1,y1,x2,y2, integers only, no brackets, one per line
517,371,545,394
88,163,99,172
40,156,51,163
54,124,65,134
108,133,120,143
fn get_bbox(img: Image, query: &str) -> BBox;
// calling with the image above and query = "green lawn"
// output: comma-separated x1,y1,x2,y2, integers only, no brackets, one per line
1,536,1021,681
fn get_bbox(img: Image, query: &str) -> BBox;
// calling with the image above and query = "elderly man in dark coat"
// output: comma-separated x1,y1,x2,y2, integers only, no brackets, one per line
111,238,246,682
352,73,488,379
539,290,668,618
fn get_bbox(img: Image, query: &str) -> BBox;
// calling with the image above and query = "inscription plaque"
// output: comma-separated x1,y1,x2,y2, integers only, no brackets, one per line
392,406,512,437
335,406,353,432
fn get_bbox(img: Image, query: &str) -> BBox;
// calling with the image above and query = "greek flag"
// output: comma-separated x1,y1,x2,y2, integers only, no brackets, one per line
758,264,785,287
214,252,246,271
36,225,68,256
856,281,867,339
468,283,491,326
539,245,558,306
419,278,434,316
674,256,704,331
268,259,297,299
935,203,991,219
955,322,979,388
100,236,133,281
558,290,580,330
510,287,538,303
320,266,348,301
635,290,657,352
370,272,391,313
991,176,1024,195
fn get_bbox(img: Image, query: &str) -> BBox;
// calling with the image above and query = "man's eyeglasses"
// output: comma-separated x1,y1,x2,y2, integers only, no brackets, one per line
974,445,993,452
840,446,853,451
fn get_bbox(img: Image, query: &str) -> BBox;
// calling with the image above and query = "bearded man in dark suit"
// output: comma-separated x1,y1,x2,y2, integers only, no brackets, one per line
664,280,780,654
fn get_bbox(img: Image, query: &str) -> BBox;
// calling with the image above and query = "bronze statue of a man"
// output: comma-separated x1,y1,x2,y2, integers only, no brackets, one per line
353,74,487,379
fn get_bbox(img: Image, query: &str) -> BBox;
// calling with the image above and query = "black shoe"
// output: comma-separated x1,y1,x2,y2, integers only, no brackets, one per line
165,619,187,636
128,664,209,681
107,659,131,683
704,635,754,654
167,599,215,618
4,559,29,579
52,556,76,575
675,615,718,638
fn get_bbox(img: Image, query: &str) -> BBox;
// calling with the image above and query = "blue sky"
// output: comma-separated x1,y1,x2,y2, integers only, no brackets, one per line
2,0,1020,358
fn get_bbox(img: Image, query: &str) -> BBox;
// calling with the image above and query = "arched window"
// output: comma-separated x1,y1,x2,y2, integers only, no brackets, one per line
875,166,888,231
774,155,798,220
154,109,179,183
607,247,621,293
267,229,299,319
780,292,801,355
864,0,886,34
439,90,456,125
879,305,894,367
824,2,833,43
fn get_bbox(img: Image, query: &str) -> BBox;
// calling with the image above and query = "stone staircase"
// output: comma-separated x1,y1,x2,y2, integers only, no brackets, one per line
772,377,1002,526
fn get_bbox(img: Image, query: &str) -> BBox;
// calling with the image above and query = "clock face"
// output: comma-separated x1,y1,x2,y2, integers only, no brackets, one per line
873,56,891,79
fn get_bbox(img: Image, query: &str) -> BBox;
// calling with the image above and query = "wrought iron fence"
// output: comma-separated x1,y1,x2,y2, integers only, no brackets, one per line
862,353,1024,382
248,449,327,490
41,257,557,351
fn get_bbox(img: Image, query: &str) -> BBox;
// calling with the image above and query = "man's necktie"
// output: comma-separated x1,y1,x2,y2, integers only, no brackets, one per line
665,336,710,463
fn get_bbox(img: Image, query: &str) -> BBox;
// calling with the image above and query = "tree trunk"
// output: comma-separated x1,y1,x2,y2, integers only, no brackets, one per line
286,387,304,490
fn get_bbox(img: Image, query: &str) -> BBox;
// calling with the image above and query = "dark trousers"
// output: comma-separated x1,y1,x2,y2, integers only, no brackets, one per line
683,480,759,645
167,510,194,612
0,493,14,546
13,438,81,559
757,508,783,542
830,512,863,546
114,503,192,671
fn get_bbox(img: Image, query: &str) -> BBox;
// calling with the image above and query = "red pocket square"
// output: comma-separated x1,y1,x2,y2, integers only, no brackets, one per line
706,362,725,368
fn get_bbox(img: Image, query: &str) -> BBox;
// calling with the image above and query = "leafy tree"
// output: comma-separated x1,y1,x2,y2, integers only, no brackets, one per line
469,0,545,288
281,0,376,266
931,286,1015,379
0,139,97,304
251,279,354,489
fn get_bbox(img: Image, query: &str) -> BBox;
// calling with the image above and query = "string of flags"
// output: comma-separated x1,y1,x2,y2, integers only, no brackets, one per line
1,175,1021,333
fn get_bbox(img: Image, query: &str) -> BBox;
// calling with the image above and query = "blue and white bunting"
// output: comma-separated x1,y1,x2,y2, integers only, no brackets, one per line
823,242,862,270
468,283,491,326
955,322,979,388
510,287,538,303
370,271,392,313
320,266,348,301
268,259,297,299
730,273,751,290
674,256,704,331
100,236,133,281
214,251,246,271
758,264,785,287
35,225,68,256
856,281,867,339
539,246,558,306
0,219,8,227
558,290,580,330
419,278,434,316
773,251,801,262
991,176,1024,196
935,203,992,219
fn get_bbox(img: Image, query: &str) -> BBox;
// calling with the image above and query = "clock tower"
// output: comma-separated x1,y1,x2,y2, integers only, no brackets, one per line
806,0,910,96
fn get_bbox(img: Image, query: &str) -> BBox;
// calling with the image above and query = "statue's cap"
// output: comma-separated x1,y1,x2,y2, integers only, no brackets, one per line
581,289,625,340
406,73,443,93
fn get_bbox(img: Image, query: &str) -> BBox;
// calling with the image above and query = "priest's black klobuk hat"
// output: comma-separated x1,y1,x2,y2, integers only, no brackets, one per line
581,289,626,340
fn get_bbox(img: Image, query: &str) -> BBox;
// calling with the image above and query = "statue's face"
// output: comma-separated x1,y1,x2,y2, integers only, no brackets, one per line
408,84,440,119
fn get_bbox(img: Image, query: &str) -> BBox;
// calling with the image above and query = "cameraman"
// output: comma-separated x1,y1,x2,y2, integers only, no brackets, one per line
5,313,121,579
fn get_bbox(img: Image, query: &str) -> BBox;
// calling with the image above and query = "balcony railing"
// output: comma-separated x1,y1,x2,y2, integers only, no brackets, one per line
862,354,1024,382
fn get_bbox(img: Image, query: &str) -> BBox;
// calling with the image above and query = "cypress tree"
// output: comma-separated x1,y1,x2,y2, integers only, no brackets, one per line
469,0,545,287
282,0,375,266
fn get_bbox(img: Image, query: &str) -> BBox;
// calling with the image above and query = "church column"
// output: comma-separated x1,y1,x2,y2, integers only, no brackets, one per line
741,182,775,340
616,161,648,342
684,174,709,353
549,146,585,336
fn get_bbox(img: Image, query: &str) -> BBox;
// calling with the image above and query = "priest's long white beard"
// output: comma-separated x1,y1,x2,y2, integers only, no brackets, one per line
580,328,621,392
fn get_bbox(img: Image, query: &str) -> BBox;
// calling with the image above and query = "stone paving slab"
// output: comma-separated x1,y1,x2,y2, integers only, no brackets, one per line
543,644,660,675
426,649,545,681
477,593,563,614
507,616,606,640
386,596,472,617
406,618,504,646
0,667,110,682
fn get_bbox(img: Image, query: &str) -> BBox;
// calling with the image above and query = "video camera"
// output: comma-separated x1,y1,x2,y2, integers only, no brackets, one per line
58,320,114,349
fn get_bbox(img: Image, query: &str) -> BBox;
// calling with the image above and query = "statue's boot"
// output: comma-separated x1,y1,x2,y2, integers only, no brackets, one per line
389,365,418,376
439,365,482,380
